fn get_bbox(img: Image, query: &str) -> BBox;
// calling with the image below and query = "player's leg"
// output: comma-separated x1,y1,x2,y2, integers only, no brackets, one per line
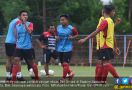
95,60,103,81
101,48,119,82
52,50,59,65
24,57,35,79
95,50,104,82
44,50,51,76
5,43,16,80
24,57,32,71
12,49,22,81
59,51,74,80
6,56,13,80
108,60,119,78
23,49,35,79
58,52,67,79
23,49,39,80
101,61,119,81
26,48,36,71
16,59,26,81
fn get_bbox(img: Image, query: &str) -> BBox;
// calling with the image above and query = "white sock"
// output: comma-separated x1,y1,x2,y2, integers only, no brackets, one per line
29,68,34,76
17,72,22,78
6,72,11,78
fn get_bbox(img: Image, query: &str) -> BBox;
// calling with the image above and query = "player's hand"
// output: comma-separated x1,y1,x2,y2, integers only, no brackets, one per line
115,18,121,25
114,47,121,55
22,17,26,24
78,39,86,45
68,36,73,40
55,36,60,41
40,45,47,49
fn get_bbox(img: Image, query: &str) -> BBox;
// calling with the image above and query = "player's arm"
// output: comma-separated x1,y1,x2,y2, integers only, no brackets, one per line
14,21,19,41
69,27,78,40
114,35,117,48
78,20,108,44
114,18,121,55
24,22,33,34
78,29,101,44
54,29,60,41
114,18,121,27
114,34,120,55
22,17,33,34
14,25,17,41
36,34,47,49
114,18,120,47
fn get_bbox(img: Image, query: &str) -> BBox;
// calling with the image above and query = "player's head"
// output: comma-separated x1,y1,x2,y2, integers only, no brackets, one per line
60,14,69,26
19,10,28,21
48,25,55,34
103,5,115,17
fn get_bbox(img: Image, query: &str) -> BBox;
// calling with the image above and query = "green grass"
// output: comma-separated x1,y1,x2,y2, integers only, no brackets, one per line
0,65,132,90
0,65,132,77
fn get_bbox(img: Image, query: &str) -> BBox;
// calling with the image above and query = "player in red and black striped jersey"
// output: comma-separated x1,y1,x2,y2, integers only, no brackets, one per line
36,25,58,77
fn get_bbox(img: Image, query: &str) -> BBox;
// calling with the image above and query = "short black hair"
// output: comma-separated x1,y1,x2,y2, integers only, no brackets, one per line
48,24,55,28
103,5,115,14
19,10,28,16
59,14,70,20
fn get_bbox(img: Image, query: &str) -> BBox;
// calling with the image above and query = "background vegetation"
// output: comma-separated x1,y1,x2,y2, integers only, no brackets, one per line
0,0,131,35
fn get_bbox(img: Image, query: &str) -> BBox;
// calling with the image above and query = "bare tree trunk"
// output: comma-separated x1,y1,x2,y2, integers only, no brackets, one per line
43,0,46,31
128,0,132,24
34,0,40,16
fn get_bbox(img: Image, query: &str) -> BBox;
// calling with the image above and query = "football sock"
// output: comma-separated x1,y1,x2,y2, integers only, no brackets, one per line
17,72,22,78
95,64,103,81
107,63,119,78
12,65,19,81
6,72,11,78
32,63,39,80
101,63,119,82
62,63,70,79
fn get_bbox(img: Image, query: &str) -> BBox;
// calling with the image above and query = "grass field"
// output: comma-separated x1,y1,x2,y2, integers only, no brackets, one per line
0,65,132,90
0,65,132,77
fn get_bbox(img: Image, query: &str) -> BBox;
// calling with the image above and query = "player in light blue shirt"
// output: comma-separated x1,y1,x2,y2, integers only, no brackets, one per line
56,14,78,80
5,18,19,44
5,17,19,80
12,10,39,81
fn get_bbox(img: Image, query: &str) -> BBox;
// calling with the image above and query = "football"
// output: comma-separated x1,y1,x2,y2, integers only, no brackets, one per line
40,69,54,76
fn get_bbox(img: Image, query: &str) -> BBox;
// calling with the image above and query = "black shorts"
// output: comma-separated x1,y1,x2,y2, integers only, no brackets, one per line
43,49,58,64
31,48,35,59
5,43,16,57
14,49,35,61
58,51,72,63
97,48,114,61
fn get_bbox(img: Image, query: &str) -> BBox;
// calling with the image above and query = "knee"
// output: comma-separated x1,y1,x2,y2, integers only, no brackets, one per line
13,57,20,65
97,60,102,65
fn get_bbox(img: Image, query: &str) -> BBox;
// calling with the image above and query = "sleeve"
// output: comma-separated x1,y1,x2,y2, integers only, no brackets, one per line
98,20,108,31
14,20,21,31
72,27,78,35
28,22,33,31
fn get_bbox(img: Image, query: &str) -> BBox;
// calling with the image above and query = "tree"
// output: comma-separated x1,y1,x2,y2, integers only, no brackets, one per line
0,0,131,35
58,0,103,34
1,0,30,34
128,0,132,25
113,0,131,34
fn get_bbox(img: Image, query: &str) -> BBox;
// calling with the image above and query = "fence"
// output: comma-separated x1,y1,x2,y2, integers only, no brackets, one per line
0,35,132,66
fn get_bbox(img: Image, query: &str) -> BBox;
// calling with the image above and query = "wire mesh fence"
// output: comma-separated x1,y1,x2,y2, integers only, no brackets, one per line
0,35,132,66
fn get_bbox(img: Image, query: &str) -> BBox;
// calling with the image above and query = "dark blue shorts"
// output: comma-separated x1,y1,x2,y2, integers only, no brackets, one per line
58,51,72,63
97,48,114,61
14,49,35,61
5,43,16,57
43,49,58,64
